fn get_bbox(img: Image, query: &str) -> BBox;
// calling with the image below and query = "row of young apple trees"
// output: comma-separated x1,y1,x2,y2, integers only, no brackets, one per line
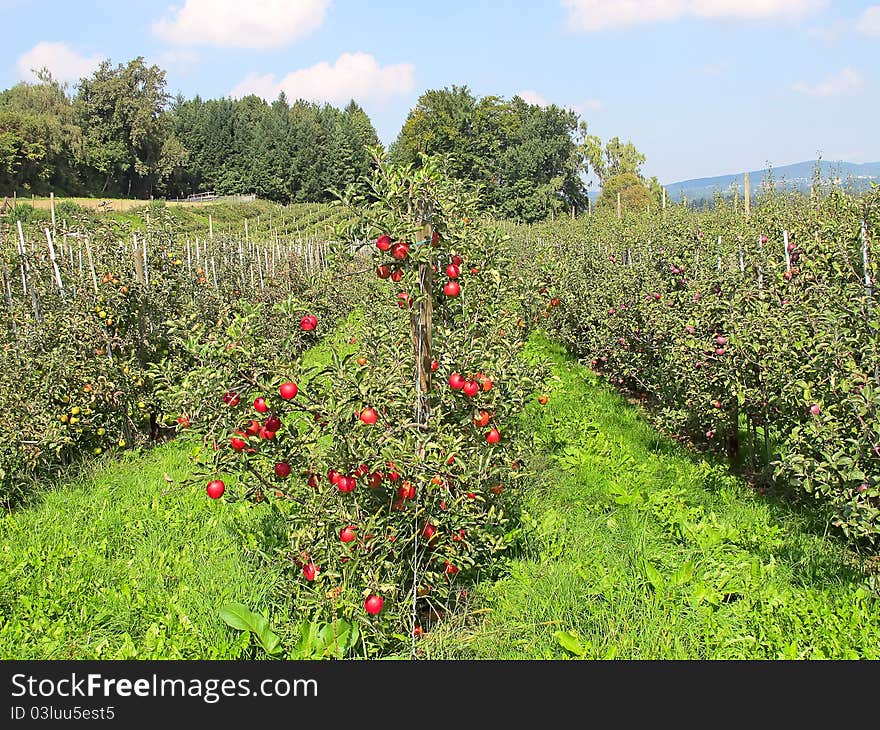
188,153,555,655
0,204,340,506
534,184,879,543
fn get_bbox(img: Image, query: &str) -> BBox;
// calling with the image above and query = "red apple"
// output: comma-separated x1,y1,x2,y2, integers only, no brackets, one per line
446,264,460,279
253,397,268,413
391,242,409,260
206,479,225,499
302,562,319,581
279,382,298,400
264,415,281,431
340,525,356,543
364,594,384,615
230,435,247,451
274,462,291,478
376,234,391,251
449,372,465,390
367,471,383,489
463,380,479,397
486,428,501,444
359,407,379,425
444,281,461,297
376,264,391,279
300,315,317,332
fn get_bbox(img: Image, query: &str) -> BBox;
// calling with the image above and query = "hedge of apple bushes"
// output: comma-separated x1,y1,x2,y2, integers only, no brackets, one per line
532,185,880,543
0,208,353,506
187,154,553,654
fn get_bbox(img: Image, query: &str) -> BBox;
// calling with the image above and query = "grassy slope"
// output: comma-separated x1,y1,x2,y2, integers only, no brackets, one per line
427,334,879,659
0,313,361,660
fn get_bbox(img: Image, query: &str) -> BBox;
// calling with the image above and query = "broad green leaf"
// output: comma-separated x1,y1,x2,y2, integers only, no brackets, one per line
554,630,588,657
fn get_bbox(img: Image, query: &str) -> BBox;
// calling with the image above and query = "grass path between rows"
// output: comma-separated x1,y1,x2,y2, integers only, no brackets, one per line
426,333,880,659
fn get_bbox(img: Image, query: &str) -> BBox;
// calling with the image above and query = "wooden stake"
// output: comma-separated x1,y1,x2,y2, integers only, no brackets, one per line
616,191,622,220
16,221,28,296
783,230,791,272
209,214,213,240
662,188,666,210
133,234,144,285
44,228,64,291
411,222,434,422
757,235,764,291
85,236,99,294
50,192,56,233
744,172,751,219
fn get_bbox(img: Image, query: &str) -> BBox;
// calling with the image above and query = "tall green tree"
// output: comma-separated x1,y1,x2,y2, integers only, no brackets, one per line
391,86,587,221
75,57,184,197
0,70,81,194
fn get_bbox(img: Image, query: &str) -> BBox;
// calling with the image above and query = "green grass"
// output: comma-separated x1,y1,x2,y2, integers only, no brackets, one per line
0,440,283,659
425,333,880,659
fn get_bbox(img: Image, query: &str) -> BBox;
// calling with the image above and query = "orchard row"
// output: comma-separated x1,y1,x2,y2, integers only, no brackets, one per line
530,185,880,542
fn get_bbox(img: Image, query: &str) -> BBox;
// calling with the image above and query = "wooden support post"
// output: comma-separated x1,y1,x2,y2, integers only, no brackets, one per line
85,236,99,295
209,214,213,240
757,235,764,291
783,230,791,272
133,234,145,285
662,187,666,210
410,222,434,427
744,172,751,219
50,192,56,233
16,221,28,296
616,191,622,220
44,228,64,292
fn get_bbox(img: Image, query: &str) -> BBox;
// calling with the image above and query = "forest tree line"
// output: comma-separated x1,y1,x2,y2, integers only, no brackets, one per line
1,57,658,221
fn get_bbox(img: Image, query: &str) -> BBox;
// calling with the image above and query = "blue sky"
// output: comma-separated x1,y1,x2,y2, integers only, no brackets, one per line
3,0,879,183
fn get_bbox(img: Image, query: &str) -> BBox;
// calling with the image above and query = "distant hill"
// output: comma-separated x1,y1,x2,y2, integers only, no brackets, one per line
663,160,880,204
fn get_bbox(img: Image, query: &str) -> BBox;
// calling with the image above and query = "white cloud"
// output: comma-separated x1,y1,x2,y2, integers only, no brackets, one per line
516,90,549,106
856,5,880,36
153,0,329,49
570,98,605,114
16,41,103,83
230,52,415,105
792,67,864,96
563,0,828,31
